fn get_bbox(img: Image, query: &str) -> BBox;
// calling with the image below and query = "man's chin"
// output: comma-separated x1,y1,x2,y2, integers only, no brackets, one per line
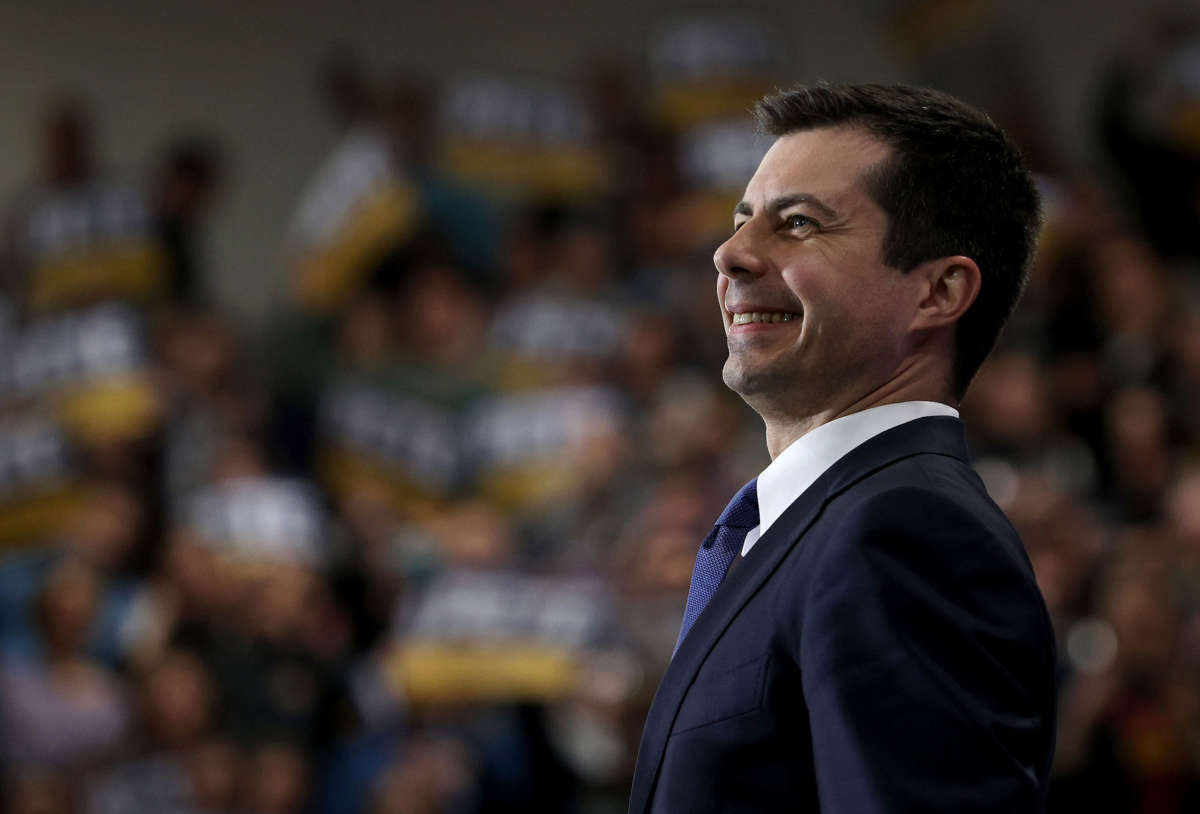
723,355,812,410
722,358,771,399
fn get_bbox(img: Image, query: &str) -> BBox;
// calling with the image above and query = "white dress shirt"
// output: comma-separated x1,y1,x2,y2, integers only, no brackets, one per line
740,401,960,556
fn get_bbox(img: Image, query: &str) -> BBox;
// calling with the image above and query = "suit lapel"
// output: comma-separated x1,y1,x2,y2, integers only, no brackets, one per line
627,417,970,814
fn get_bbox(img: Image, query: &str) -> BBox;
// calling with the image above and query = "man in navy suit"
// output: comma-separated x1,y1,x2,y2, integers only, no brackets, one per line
629,84,1056,812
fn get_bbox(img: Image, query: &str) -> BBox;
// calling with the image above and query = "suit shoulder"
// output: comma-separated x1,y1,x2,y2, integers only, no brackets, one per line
796,462,1058,807
836,454,1023,556
849,449,990,503
805,461,1056,671
818,456,1047,607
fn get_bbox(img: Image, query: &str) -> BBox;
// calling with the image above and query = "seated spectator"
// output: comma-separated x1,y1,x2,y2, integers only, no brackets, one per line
0,557,131,767
86,648,226,814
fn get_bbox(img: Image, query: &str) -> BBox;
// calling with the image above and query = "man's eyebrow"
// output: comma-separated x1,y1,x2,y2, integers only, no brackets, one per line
733,193,840,222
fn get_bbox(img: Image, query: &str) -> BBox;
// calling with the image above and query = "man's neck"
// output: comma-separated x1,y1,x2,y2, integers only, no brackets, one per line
761,378,956,459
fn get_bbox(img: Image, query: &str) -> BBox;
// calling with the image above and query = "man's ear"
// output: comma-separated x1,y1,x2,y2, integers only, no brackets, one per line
910,255,981,331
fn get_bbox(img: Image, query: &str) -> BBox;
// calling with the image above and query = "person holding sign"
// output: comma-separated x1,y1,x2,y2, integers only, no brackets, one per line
5,99,168,313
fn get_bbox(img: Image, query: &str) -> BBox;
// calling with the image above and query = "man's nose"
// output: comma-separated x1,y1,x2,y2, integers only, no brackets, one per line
714,226,767,279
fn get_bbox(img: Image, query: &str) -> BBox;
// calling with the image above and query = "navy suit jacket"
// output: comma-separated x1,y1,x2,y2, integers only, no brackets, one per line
628,416,1056,813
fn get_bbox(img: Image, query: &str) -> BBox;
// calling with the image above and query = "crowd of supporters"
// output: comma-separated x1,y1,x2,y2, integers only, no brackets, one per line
2,10,1200,814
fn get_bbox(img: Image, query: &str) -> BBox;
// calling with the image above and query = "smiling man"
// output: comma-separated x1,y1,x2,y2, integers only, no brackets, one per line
628,84,1056,812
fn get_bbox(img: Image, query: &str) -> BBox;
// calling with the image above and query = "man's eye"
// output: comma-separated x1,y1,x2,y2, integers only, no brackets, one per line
785,214,814,230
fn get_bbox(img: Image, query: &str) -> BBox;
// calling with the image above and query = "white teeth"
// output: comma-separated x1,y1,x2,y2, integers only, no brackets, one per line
732,311,799,325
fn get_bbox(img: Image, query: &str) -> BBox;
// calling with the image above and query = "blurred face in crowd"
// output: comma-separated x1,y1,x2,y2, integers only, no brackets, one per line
1167,468,1200,549
1091,235,1167,338
714,126,938,446
158,309,237,396
431,501,514,569
37,558,101,657
187,737,240,812
249,743,310,814
557,222,615,292
4,769,71,814
248,562,317,641
398,265,487,364
42,103,92,186
963,352,1049,448
65,484,143,570
143,650,215,749
1102,555,1179,676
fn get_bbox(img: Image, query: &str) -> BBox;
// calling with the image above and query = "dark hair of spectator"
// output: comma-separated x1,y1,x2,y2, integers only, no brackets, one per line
754,83,1042,397
164,137,223,186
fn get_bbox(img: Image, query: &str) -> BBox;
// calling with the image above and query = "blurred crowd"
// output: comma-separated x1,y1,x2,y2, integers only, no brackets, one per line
2,9,1200,814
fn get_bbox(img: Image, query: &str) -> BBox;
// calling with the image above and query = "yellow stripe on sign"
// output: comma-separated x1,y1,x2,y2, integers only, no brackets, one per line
686,189,747,245
29,243,168,312
475,457,585,514
385,639,578,705
54,373,162,443
652,78,773,131
315,446,448,518
886,0,991,59
440,141,609,199
0,484,82,550
293,182,421,313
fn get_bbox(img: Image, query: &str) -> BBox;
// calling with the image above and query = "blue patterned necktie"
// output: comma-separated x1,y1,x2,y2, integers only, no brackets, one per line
674,479,759,653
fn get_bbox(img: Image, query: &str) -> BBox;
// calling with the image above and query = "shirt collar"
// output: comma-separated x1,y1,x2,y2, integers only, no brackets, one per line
742,400,960,556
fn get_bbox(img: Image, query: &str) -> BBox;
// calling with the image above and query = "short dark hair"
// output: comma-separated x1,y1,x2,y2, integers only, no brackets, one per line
754,83,1041,397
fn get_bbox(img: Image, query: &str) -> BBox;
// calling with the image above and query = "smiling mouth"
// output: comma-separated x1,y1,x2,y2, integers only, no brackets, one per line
731,311,800,325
